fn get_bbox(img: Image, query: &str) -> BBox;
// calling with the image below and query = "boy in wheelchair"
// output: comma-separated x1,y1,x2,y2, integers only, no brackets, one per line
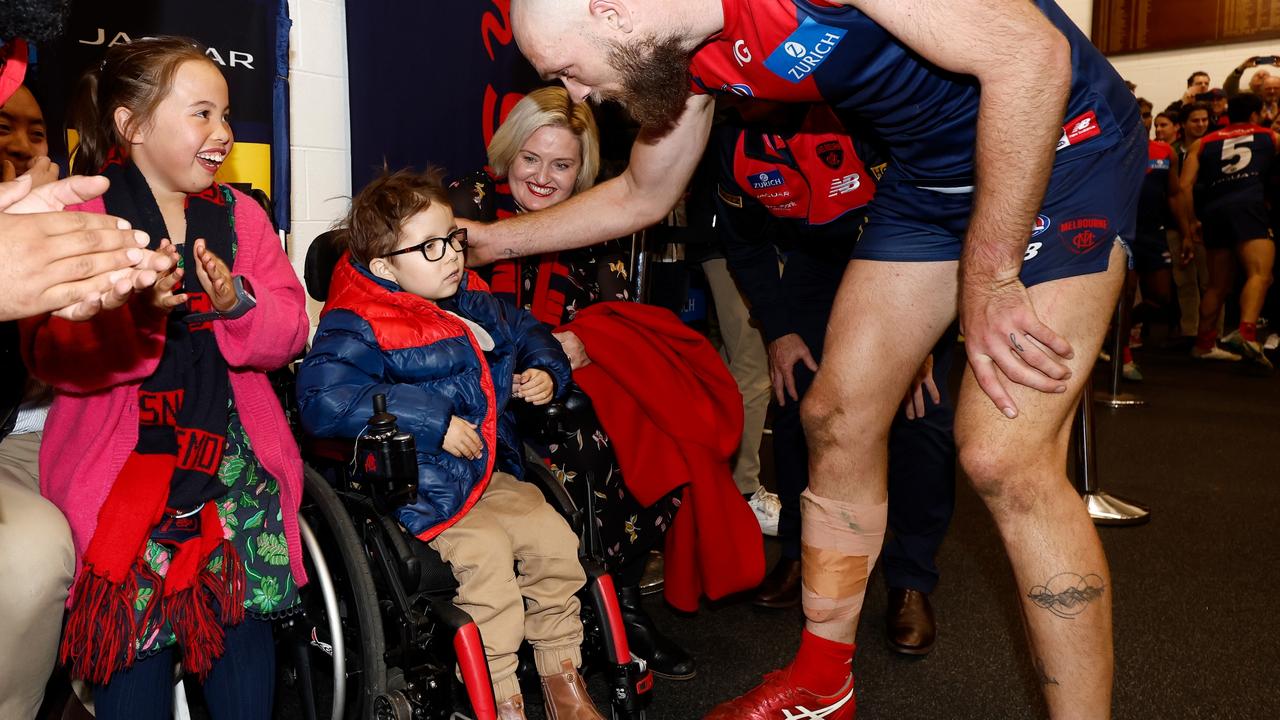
297,168,606,719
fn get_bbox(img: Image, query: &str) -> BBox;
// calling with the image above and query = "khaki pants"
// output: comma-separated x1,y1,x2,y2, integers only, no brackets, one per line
1166,229,1212,337
428,472,585,703
703,258,771,495
0,431,75,720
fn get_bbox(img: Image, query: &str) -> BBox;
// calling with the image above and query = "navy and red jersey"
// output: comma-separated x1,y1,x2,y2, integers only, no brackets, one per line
719,105,883,227
1136,140,1176,232
688,0,1138,186
1195,123,1277,213
713,105,884,340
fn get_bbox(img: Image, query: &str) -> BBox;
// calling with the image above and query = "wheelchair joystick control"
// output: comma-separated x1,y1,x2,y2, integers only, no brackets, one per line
357,393,418,512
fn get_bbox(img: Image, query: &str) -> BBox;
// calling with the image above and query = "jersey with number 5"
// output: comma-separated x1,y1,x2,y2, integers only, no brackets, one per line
1196,124,1276,212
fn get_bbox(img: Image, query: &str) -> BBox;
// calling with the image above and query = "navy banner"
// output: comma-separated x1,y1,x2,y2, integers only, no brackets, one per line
344,0,543,190
29,0,291,230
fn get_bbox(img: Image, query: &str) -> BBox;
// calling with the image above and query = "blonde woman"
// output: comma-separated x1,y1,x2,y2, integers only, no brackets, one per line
450,86,694,681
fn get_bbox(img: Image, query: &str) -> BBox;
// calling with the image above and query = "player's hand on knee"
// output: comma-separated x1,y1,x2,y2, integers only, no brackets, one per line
961,277,1073,417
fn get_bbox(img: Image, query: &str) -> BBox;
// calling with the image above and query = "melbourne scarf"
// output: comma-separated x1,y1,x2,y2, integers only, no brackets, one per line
60,153,245,684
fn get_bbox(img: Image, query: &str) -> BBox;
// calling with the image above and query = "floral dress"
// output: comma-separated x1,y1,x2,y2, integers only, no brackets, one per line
505,244,682,571
133,404,301,657
452,170,682,573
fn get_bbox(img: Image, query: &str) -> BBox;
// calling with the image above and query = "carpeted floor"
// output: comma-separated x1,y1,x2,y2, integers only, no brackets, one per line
51,340,1279,720
630,342,1280,719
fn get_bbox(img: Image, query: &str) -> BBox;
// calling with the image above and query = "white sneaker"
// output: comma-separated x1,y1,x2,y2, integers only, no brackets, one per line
1264,333,1279,351
1191,346,1242,362
1220,329,1245,354
747,488,781,537
1122,361,1144,381
1239,340,1274,370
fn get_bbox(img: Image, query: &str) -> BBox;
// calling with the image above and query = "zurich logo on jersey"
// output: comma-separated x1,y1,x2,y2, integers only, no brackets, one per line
764,17,847,84
749,169,786,189
1032,214,1051,238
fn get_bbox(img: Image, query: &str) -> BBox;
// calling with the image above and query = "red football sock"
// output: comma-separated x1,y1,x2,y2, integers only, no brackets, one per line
1122,345,1134,364
1195,328,1218,352
790,629,853,696
1240,322,1258,343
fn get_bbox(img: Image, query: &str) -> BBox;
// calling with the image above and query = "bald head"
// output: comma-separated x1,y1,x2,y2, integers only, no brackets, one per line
511,0,718,128
512,0,619,100
1264,75,1280,103
1249,68,1272,95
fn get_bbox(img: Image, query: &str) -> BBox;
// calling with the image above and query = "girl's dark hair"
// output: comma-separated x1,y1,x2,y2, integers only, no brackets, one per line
1178,101,1211,125
67,36,215,175
345,167,450,266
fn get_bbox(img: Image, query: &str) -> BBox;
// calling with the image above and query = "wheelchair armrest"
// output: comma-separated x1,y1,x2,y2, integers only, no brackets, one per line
521,445,584,535
513,385,594,445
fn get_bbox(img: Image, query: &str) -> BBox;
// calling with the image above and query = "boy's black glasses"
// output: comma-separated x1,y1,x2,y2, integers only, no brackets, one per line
380,227,468,262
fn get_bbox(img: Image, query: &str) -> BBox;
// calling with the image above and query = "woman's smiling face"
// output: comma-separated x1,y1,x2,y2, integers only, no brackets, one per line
508,124,581,211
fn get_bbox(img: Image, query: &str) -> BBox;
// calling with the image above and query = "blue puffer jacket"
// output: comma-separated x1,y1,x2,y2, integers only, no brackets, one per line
297,255,571,540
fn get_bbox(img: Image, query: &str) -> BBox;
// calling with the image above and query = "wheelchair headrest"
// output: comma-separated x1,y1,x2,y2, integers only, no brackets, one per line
304,228,347,302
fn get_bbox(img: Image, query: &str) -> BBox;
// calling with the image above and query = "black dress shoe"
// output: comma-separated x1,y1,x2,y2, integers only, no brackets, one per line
617,585,697,680
752,556,801,609
886,588,936,656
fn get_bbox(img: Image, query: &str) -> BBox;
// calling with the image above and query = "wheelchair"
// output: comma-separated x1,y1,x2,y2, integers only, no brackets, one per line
270,232,653,720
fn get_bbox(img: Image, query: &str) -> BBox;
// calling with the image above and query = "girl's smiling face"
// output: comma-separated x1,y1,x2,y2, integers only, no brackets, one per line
124,59,233,197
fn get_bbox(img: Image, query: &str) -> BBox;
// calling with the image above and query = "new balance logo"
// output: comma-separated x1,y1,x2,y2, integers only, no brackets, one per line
781,685,855,719
828,173,861,197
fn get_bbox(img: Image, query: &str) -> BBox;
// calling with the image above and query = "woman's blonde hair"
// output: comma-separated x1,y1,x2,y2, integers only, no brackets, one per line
486,85,600,194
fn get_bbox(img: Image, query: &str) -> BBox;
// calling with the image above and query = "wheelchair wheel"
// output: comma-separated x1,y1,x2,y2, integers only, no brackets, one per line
277,466,387,720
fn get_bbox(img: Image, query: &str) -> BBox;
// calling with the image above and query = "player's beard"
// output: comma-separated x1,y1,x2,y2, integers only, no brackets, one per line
604,34,692,130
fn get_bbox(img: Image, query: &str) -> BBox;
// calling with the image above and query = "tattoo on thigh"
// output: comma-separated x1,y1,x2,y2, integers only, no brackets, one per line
1027,572,1106,619
1035,657,1060,686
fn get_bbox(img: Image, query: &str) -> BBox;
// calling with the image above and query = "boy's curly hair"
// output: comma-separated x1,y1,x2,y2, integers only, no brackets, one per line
344,167,449,266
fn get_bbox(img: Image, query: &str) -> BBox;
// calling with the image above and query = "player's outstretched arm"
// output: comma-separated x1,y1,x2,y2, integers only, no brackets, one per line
464,93,715,266
847,0,1074,417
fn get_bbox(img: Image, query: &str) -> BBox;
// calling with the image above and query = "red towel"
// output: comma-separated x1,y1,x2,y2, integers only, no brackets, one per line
562,302,764,611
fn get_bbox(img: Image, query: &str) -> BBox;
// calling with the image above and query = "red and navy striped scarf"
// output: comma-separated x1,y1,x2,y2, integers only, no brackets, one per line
60,153,244,684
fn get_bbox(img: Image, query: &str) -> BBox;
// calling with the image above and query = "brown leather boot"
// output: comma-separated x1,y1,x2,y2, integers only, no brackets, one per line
496,693,529,720
540,659,606,719
886,587,937,656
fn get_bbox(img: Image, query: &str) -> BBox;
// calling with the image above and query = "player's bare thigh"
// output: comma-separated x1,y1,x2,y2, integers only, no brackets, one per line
802,257,958,501
955,242,1126,486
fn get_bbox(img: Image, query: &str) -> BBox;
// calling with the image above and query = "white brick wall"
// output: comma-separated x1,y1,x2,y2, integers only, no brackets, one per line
287,0,351,323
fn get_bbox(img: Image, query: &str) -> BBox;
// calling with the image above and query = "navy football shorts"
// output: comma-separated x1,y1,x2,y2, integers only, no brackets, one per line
1200,202,1273,250
852,124,1146,288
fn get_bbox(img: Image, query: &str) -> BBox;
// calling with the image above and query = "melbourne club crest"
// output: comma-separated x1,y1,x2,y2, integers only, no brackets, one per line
816,140,844,169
